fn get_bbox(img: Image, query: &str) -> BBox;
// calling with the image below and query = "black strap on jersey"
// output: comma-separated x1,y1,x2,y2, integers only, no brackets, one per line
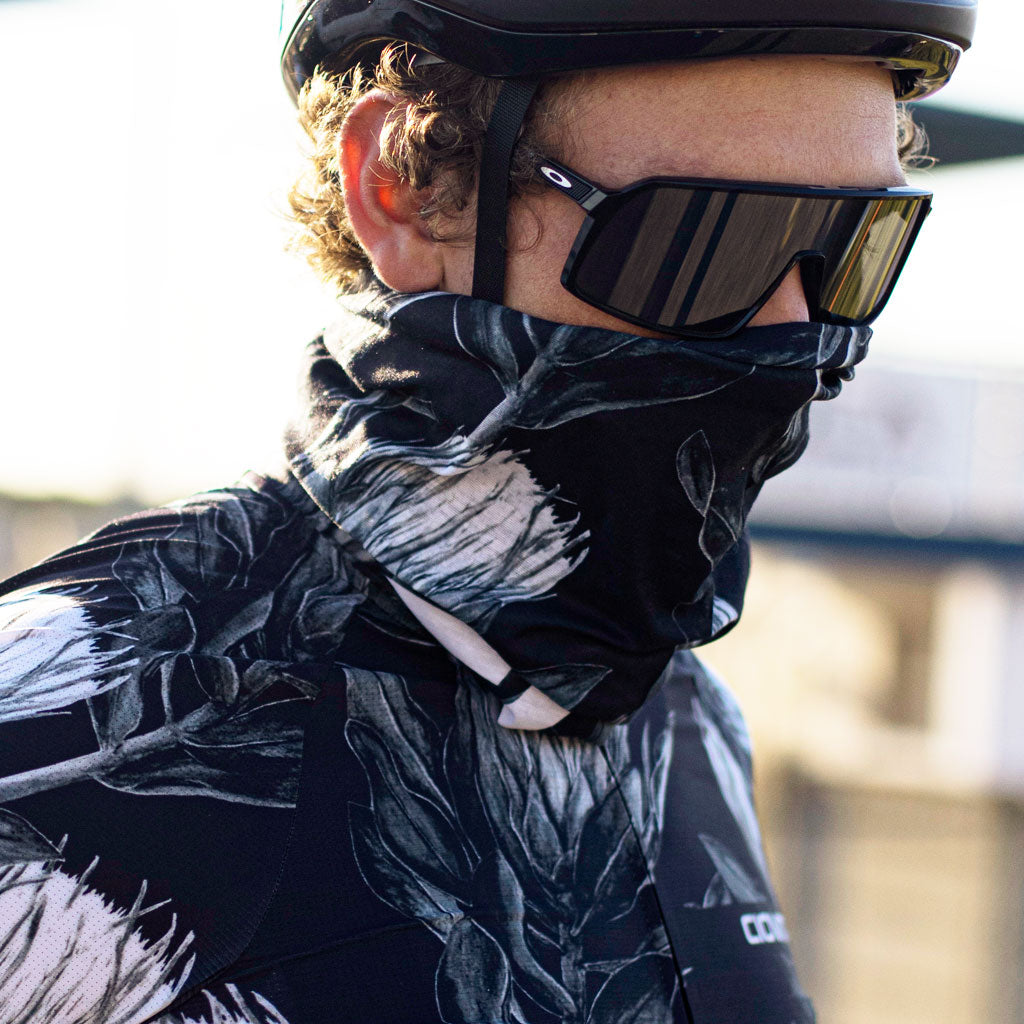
493,668,532,703
471,76,542,304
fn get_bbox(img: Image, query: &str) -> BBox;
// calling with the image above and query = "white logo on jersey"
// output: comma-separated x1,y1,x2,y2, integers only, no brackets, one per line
740,912,790,946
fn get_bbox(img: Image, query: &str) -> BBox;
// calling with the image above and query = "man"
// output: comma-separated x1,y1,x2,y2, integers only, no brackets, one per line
0,3,974,1022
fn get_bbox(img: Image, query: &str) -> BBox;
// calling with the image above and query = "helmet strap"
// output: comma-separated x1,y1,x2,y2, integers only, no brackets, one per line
472,77,542,304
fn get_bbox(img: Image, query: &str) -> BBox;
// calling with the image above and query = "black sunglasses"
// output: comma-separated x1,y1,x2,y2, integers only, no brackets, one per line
534,157,933,339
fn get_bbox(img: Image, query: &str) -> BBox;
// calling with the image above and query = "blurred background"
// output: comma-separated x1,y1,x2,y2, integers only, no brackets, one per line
1,2,1022,1021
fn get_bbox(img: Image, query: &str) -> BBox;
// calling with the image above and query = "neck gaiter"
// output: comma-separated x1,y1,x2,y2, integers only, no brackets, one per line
285,282,870,740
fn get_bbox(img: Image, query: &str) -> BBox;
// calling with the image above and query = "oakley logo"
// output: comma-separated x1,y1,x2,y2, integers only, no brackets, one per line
540,166,573,190
740,912,790,946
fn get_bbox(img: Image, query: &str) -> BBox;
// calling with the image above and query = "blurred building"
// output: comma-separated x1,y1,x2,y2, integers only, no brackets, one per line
0,494,142,582
704,360,1024,1024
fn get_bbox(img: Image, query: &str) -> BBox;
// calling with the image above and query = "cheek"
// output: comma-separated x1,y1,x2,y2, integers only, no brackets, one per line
502,195,579,318
501,195,669,337
437,194,580,307
439,242,476,296
502,195,623,330
503,211,577,311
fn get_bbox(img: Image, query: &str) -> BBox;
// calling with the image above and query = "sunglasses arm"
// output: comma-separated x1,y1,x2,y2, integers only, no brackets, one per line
535,159,609,213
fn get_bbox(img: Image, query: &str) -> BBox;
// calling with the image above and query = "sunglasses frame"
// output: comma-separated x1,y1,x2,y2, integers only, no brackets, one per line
534,157,933,339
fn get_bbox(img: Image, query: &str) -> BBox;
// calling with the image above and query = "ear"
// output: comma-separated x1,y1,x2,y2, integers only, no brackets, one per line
338,90,446,292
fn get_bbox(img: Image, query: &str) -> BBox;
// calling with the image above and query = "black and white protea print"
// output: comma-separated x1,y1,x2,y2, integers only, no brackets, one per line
0,805,294,1024
0,821,194,1024
343,666,678,1024
0,475,349,1024
292,417,589,632
0,476,358,809
151,984,293,1024
288,283,870,735
0,281,839,1022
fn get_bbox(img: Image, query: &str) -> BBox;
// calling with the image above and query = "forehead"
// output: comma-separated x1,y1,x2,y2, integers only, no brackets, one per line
559,55,903,188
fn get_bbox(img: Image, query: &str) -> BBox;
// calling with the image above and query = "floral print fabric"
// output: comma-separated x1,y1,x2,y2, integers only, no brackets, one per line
286,283,870,739
0,284,830,1021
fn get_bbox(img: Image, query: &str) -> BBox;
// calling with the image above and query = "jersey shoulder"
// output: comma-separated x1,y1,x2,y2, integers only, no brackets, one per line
0,470,369,724
0,471,361,1022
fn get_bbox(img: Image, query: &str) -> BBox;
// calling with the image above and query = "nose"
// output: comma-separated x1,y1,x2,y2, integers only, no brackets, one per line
747,264,811,326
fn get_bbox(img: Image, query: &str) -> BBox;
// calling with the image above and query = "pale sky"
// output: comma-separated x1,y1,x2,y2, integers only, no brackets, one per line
0,0,1021,502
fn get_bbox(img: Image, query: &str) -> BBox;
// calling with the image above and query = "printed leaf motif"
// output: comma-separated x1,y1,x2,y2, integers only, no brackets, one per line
0,480,359,812
675,432,746,565
441,720,491,864
345,718,471,891
587,925,671,972
698,834,766,905
564,772,598,853
516,663,612,713
290,589,365,653
675,431,715,518
452,299,525,395
477,337,748,439
451,306,752,444
203,594,275,658
349,803,464,937
749,407,811,486
471,849,576,1017
692,695,768,879
816,322,871,368
701,505,742,563
345,669,677,1024
345,671,448,806
640,719,674,861
701,871,734,908
667,320,867,371
539,324,654,367
457,682,565,913
190,654,242,706
692,660,753,779
522,774,564,876
92,662,153,751
587,953,679,1024
110,544,187,610
573,788,643,934
670,578,715,647
0,808,64,867
92,699,309,807
435,917,512,1024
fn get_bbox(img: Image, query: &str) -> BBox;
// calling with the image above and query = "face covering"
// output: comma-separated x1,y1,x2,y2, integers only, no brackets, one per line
285,281,870,740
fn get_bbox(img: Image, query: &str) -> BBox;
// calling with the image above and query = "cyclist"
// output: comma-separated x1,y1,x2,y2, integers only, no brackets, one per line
0,3,975,1021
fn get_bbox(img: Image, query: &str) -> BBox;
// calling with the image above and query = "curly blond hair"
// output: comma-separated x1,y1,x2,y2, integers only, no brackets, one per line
288,44,931,295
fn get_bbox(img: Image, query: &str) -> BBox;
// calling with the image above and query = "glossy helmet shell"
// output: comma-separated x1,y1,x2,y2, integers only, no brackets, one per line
281,0,977,102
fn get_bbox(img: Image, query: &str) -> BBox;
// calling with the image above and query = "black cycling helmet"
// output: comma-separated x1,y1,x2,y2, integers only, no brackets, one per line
280,0,977,304
281,0,977,103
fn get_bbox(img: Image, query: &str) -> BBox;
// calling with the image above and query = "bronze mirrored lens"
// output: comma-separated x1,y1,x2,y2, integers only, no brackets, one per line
570,183,928,334
819,197,924,320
